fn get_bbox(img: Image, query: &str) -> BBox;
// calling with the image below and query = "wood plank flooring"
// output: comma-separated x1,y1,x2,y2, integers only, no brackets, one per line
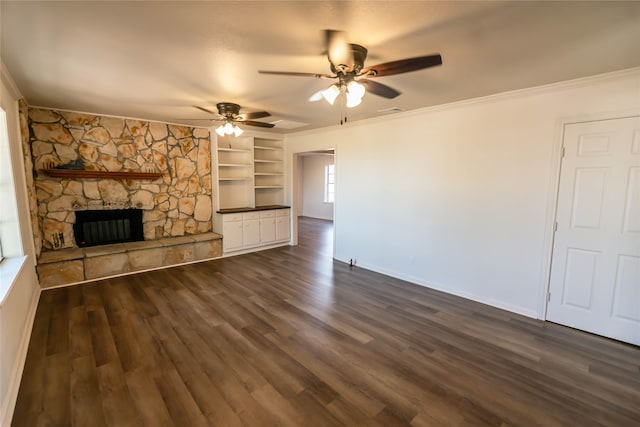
12,217,640,426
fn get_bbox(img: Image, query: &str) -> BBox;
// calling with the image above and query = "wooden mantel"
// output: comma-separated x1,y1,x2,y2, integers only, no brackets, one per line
39,169,163,180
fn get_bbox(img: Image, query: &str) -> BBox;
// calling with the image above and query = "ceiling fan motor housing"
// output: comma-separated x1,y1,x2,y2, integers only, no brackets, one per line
216,102,241,117
331,44,368,75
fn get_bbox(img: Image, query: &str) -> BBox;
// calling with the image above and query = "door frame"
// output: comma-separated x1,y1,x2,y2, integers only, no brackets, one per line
539,108,640,320
290,147,337,252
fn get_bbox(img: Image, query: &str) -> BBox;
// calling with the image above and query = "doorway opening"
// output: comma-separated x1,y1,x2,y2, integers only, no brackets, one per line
292,149,336,255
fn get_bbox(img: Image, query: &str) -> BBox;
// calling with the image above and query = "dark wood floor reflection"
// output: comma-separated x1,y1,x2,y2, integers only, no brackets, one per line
12,217,640,426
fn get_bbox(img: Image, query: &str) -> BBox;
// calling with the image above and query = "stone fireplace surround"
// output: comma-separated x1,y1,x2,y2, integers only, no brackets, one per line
36,232,222,288
24,107,223,287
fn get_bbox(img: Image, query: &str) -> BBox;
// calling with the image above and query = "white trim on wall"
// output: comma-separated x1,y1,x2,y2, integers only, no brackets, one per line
0,59,41,427
0,262,40,427
289,67,640,139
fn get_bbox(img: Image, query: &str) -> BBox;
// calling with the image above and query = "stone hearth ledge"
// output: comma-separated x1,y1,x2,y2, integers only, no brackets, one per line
36,232,222,288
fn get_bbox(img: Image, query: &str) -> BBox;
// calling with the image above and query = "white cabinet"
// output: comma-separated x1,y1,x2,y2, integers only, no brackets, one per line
215,208,290,254
242,212,260,247
275,209,290,241
221,214,244,252
259,211,276,244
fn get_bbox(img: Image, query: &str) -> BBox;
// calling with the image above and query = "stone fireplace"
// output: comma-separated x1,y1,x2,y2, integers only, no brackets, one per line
24,107,223,287
28,107,214,251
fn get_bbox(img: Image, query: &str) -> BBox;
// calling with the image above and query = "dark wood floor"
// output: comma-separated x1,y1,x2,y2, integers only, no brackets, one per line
12,217,640,426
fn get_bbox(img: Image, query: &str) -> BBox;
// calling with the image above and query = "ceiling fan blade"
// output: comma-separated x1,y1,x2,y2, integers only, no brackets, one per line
362,54,442,77
193,105,218,115
258,70,335,79
360,79,401,99
239,111,271,120
325,29,353,69
239,120,275,128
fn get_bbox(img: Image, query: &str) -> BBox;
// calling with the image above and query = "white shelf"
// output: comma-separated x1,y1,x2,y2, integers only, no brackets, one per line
254,145,281,151
219,163,252,167
255,172,283,176
255,159,282,164
255,185,284,189
218,147,251,153
219,177,252,181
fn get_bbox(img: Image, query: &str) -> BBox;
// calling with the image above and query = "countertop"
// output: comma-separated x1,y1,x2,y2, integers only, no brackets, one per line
216,205,290,214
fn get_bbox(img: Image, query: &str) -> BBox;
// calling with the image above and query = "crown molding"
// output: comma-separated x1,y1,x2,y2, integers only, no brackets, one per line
288,66,640,138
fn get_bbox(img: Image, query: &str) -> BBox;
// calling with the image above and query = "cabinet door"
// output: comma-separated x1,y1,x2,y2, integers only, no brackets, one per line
223,220,244,251
243,219,260,247
275,214,290,241
260,218,276,243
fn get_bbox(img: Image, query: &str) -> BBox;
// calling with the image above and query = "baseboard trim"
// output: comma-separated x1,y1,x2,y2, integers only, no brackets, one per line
1,285,41,427
337,257,538,319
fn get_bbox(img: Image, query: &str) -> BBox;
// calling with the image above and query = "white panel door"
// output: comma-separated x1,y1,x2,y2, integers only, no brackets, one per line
548,116,640,345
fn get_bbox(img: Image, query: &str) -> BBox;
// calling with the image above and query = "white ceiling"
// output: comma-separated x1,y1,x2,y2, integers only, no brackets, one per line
2,1,640,134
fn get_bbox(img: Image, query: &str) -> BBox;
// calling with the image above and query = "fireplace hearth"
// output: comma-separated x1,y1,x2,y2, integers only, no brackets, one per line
74,209,144,247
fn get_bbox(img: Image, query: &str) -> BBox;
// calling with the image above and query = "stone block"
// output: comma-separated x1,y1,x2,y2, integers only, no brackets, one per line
124,240,162,251
84,243,126,257
159,236,194,246
163,243,195,265
38,247,85,263
37,260,84,288
85,253,129,279
128,247,164,271
194,239,221,260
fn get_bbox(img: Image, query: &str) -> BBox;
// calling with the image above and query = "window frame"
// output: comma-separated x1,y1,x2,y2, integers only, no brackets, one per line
324,163,335,203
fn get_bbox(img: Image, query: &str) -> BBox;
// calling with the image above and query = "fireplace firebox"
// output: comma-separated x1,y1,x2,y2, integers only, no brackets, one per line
74,209,144,247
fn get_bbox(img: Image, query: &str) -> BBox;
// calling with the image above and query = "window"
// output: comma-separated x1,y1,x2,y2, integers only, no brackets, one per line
0,107,22,260
324,164,335,203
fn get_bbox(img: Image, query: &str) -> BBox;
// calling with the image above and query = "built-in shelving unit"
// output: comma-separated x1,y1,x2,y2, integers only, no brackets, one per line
253,138,284,207
215,136,254,210
215,135,284,210
214,134,289,255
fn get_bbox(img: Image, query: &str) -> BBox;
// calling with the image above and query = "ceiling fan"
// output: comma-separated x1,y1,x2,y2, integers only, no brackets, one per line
259,30,442,109
189,102,275,136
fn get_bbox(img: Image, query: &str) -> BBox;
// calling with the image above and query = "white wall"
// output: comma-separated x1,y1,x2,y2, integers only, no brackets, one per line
285,68,640,319
302,154,334,220
0,62,40,427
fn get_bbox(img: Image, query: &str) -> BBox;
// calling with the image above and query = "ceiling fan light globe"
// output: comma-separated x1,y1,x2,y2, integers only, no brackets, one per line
215,125,225,136
223,122,235,134
322,85,341,105
347,81,365,99
346,92,362,108
233,125,243,137
308,90,324,102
